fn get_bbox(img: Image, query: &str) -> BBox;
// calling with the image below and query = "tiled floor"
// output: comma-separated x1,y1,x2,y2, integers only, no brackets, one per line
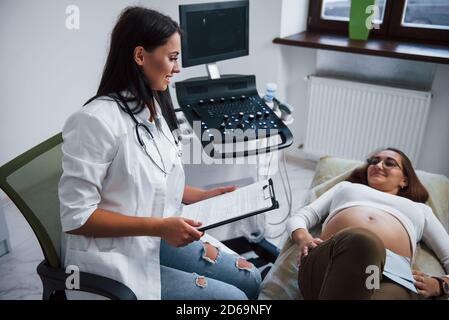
0,198,44,300
0,157,315,300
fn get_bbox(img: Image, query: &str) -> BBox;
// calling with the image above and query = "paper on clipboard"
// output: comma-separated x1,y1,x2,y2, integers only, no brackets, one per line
181,179,277,231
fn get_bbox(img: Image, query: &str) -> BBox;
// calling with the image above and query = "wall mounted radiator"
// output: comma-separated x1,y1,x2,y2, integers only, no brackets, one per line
304,76,432,165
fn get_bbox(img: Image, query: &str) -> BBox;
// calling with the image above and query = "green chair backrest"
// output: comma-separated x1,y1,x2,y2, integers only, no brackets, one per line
0,133,63,268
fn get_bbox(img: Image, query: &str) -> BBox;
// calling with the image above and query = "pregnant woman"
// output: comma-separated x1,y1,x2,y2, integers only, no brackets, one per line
287,148,449,299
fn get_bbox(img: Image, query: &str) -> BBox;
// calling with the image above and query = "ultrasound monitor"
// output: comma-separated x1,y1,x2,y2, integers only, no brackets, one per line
179,0,249,78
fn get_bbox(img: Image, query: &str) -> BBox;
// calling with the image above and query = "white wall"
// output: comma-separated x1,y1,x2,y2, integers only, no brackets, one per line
280,0,309,38
0,0,283,166
419,64,449,178
0,0,137,165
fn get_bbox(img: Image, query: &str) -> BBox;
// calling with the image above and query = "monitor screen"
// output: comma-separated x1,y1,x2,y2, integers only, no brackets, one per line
179,0,249,67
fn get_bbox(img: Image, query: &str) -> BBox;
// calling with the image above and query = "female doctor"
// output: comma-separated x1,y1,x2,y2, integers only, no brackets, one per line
58,6,261,300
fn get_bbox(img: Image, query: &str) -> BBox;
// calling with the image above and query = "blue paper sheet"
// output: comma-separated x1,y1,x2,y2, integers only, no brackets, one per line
382,249,417,293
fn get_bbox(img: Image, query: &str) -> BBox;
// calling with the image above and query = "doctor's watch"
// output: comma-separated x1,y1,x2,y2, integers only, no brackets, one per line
432,276,449,297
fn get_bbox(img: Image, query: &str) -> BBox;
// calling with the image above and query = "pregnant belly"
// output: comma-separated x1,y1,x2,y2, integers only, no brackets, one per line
320,206,412,258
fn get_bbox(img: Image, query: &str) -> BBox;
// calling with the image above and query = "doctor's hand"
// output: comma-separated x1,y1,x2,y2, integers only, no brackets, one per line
292,228,323,267
160,217,204,247
203,185,237,200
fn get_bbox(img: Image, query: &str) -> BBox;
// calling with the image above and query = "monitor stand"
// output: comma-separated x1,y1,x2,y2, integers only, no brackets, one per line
206,63,221,79
173,62,230,85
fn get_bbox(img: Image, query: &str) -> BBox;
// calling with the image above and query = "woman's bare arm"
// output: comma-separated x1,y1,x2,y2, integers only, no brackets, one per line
67,208,163,237
67,208,203,247
183,185,237,205
183,186,207,205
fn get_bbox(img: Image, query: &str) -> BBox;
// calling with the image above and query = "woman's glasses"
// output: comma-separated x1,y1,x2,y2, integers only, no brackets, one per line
367,156,402,171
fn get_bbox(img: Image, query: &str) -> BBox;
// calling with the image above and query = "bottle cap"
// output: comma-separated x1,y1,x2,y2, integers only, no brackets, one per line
267,82,278,91
266,83,277,92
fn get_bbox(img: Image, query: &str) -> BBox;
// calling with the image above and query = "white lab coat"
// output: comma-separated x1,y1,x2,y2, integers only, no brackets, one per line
59,95,185,299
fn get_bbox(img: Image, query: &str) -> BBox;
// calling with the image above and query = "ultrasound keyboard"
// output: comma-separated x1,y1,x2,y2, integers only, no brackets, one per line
175,75,293,158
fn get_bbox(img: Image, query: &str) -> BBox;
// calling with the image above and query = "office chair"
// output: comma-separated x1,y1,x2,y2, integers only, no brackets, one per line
0,133,136,300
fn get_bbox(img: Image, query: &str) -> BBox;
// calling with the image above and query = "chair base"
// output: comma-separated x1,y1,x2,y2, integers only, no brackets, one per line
37,260,137,300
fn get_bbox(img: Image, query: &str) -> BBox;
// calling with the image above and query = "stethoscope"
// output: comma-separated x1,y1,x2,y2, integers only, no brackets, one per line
115,95,182,176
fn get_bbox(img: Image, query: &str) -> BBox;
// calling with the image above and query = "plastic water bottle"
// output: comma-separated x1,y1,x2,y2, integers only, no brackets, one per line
263,83,277,109
263,83,281,118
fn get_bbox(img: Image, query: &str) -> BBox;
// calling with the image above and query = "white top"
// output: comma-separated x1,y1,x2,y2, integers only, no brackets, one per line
287,181,449,275
58,95,184,299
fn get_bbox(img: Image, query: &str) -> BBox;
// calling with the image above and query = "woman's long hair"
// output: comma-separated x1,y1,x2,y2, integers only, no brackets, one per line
84,6,180,132
346,148,429,203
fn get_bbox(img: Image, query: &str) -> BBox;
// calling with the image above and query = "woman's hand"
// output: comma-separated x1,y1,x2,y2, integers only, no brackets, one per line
202,185,237,200
159,217,204,247
412,270,441,298
292,228,323,267
183,185,237,204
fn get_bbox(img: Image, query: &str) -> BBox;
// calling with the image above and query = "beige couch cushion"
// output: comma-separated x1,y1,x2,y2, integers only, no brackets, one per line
258,156,449,300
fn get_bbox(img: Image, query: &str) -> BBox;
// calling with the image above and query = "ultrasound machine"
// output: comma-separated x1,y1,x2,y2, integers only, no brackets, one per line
176,0,293,159
175,1,293,263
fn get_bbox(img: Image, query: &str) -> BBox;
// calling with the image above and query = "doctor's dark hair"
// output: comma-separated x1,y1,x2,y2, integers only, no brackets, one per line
345,148,429,203
84,6,180,131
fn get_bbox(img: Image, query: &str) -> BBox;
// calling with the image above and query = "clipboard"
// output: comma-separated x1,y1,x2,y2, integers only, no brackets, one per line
181,179,279,232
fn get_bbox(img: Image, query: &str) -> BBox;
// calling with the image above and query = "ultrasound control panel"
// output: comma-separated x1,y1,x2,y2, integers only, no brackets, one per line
175,75,293,158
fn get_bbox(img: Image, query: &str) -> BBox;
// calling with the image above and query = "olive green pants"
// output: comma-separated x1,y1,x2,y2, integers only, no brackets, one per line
298,227,420,300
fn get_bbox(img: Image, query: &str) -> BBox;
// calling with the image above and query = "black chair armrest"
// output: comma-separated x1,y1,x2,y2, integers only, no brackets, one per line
250,238,280,264
37,260,137,300
222,237,280,263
